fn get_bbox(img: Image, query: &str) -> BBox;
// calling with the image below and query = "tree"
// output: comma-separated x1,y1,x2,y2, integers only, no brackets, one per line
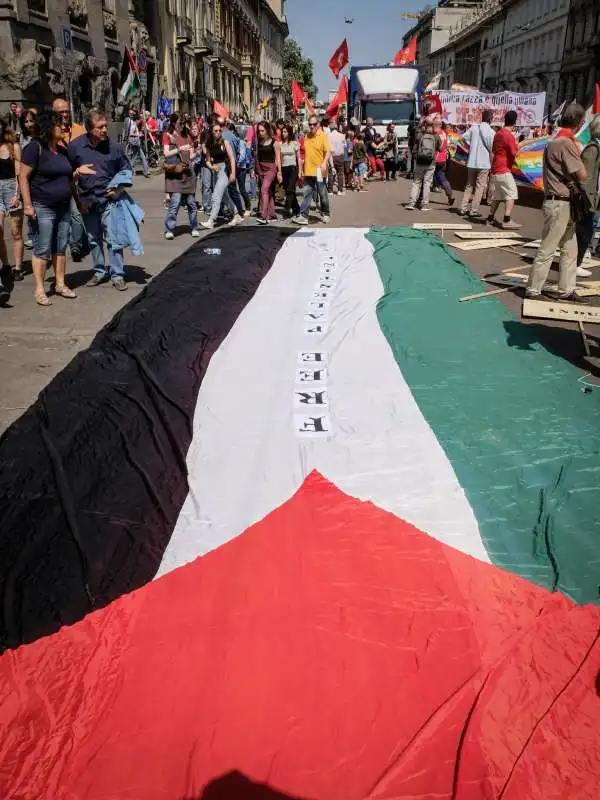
283,38,318,112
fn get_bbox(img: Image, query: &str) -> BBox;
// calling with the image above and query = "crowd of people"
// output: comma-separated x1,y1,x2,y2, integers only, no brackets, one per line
2,96,600,311
0,99,142,307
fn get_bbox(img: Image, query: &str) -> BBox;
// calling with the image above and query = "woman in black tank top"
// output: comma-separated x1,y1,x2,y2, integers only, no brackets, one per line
0,114,24,289
201,120,245,229
255,121,282,223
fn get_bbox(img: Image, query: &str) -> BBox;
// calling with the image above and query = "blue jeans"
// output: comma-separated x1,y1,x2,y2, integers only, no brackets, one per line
237,167,251,210
69,198,86,254
128,142,149,177
208,166,233,222
83,207,124,278
165,193,199,233
31,202,71,261
300,177,330,218
201,166,214,213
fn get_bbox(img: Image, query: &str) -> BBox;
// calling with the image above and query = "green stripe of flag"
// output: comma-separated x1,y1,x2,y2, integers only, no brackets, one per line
368,227,600,605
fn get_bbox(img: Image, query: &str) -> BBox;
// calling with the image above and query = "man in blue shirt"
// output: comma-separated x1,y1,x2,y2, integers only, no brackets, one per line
68,109,131,290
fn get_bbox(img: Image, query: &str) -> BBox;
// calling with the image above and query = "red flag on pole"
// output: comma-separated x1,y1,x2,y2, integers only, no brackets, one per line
393,37,417,66
213,100,230,119
292,80,306,113
326,76,349,120
594,84,600,114
328,38,349,79
126,47,138,73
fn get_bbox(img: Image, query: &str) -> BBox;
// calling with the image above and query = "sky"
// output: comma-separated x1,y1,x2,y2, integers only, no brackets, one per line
285,0,416,100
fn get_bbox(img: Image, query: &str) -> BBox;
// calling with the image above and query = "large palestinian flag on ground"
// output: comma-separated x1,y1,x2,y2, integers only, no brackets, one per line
0,227,599,799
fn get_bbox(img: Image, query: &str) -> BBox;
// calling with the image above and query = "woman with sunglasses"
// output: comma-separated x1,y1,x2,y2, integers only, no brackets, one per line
255,121,282,224
201,121,244,230
0,114,24,284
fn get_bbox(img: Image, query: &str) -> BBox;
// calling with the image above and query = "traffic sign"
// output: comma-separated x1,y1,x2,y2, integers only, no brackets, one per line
61,25,75,73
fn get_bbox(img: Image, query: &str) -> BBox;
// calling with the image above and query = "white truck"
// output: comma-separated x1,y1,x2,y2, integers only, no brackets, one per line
348,66,423,168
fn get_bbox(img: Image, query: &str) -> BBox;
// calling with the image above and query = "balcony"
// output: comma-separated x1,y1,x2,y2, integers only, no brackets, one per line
175,16,193,46
194,28,214,56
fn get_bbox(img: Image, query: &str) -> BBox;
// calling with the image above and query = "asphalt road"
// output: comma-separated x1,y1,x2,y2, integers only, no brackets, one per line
1,173,598,434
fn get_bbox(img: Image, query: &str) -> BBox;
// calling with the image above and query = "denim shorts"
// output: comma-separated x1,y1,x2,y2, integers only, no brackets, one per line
0,178,21,214
31,202,71,261
355,162,367,177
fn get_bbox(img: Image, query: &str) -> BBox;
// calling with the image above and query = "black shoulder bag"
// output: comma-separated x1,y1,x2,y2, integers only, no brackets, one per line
544,146,591,225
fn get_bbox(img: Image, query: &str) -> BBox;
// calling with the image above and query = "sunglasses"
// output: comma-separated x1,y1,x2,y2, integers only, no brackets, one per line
309,121,318,127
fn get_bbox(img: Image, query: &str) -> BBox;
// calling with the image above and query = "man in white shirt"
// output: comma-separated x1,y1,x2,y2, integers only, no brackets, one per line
326,121,347,194
460,108,494,218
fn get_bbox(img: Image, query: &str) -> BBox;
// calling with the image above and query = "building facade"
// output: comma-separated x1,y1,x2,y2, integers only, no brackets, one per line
402,1,485,87
428,0,570,114
559,0,600,106
0,0,158,118
158,0,286,120
498,0,569,110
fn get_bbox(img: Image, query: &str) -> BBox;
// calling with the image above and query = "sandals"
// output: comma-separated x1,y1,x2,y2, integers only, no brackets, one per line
35,291,52,307
54,285,77,299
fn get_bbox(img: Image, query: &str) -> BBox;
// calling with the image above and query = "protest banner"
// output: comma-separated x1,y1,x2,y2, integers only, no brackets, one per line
435,90,546,127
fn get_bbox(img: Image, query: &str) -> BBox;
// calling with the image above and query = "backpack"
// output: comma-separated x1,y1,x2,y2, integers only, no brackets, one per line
417,132,437,165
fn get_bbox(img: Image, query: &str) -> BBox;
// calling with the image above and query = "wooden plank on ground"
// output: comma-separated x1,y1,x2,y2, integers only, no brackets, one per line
412,222,473,230
522,299,600,324
483,274,600,296
454,231,529,240
449,239,524,251
484,273,529,287
459,287,510,302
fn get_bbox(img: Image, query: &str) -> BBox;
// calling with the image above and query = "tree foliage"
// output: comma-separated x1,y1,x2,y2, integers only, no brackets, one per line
283,38,318,111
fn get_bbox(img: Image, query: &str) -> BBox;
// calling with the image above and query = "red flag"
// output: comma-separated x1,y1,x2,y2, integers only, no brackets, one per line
292,80,305,113
213,100,229,119
326,76,349,120
328,38,349,79
594,84,600,114
126,47,138,73
422,93,443,115
393,37,417,66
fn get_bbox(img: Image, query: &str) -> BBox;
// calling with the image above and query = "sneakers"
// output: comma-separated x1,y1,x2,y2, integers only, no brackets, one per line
0,285,9,305
24,238,33,249
458,210,468,217
501,219,523,230
191,229,201,238
486,217,497,227
576,265,593,278
556,291,591,305
243,209,252,218
448,197,455,207
256,216,268,225
321,215,330,224
165,231,175,240
420,205,431,212
469,211,484,219
339,190,346,196
292,215,309,225
228,214,243,226
112,276,127,291
87,274,107,287
405,204,417,211
201,219,215,229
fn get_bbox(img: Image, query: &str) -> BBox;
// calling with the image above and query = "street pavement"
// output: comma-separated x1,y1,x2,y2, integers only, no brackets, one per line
1,173,598,434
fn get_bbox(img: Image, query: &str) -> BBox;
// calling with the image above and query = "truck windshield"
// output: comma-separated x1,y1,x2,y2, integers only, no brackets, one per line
363,100,414,125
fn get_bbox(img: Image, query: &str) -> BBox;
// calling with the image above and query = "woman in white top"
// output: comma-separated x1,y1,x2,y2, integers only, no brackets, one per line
279,124,301,218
